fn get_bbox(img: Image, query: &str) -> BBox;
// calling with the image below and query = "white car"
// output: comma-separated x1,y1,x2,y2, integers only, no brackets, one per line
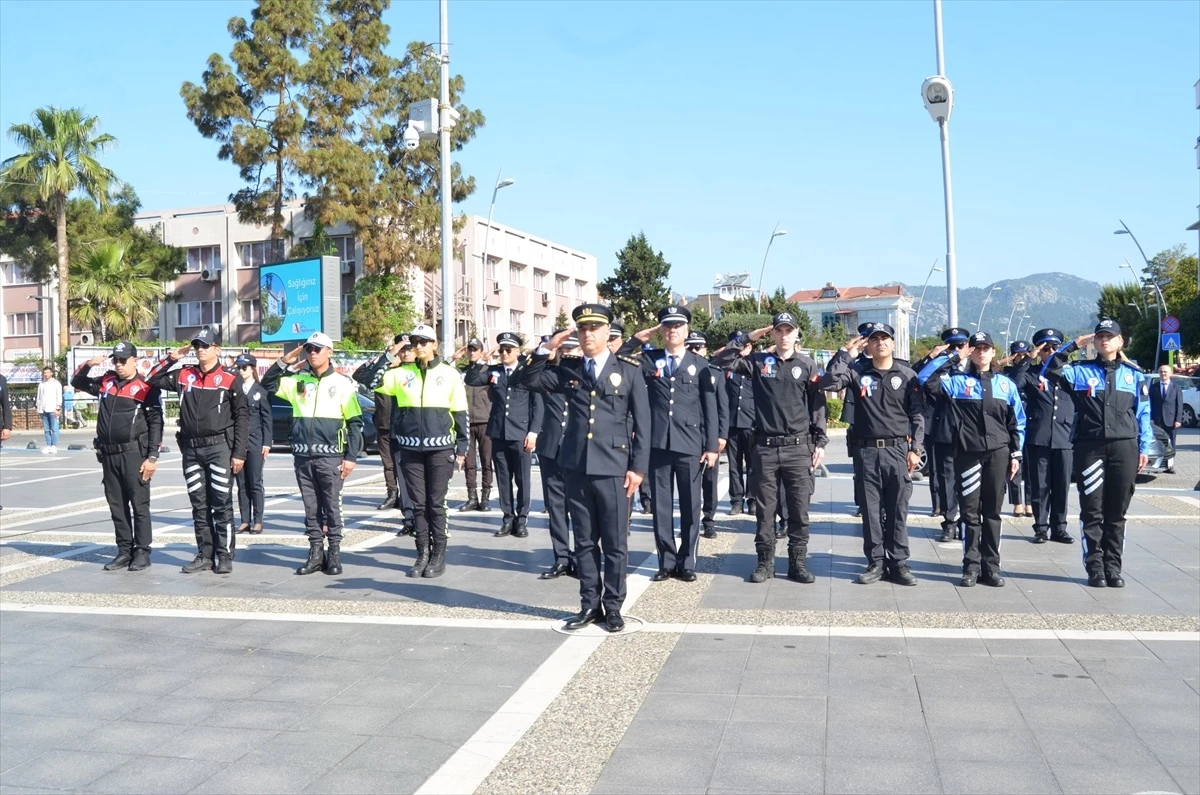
1173,375,1200,428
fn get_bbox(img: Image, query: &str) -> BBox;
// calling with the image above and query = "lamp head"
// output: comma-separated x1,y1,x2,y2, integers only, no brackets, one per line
921,75,954,122
773,229,788,238
497,178,515,189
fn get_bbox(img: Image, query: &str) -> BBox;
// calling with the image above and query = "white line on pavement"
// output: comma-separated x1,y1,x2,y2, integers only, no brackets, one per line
0,544,107,575
4,470,102,487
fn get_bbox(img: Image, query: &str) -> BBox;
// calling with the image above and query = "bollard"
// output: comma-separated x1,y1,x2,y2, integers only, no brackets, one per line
26,442,37,450
68,443,87,451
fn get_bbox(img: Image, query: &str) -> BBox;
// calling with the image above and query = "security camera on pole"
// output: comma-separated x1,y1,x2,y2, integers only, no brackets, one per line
922,0,959,327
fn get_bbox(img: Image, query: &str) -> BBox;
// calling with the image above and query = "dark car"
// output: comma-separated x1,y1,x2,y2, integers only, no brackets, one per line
270,383,378,455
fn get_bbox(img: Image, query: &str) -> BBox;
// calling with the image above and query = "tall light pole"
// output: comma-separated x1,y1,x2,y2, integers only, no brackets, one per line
1143,277,1169,369
1003,299,1026,342
1015,314,1031,341
922,0,958,326
912,258,943,340
437,0,454,359
1115,220,1165,368
1118,260,1146,310
756,224,787,311
478,170,515,341
975,285,1001,331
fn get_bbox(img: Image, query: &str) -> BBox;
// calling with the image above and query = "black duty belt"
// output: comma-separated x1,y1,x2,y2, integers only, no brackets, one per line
759,435,808,448
177,433,229,450
94,439,142,454
856,437,907,449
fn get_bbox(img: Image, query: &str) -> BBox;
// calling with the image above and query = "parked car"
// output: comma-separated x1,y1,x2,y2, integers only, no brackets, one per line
1172,375,1200,428
270,383,378,455
1137,424,1176,481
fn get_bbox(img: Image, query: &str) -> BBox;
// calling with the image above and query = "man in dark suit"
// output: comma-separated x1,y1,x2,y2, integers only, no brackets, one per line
516,304,650,633
233,353,273,535
534,331,574,579
463,332,543,538
1150,364,1183,460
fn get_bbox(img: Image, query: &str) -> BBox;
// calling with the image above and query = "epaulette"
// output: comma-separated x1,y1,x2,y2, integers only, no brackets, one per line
618,355,640,366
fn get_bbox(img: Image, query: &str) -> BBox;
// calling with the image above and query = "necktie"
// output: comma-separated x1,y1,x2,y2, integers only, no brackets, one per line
505,367,512,378
586,358,596,380
668,356,678,376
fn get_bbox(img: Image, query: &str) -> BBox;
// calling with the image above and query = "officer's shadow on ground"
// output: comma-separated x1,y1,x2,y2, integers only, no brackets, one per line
323,576,573,620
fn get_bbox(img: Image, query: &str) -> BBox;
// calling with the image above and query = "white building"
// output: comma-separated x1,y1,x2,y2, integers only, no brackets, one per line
788,282,915,360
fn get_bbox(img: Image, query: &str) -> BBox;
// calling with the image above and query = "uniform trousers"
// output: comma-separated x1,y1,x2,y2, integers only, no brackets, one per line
566,470,629,614
387,444,416,522
1075,438,1138,575
1006,456,1031,506
726,427,754,507
701,455,718,525
931,441,959,531
182,441,235,559
857,444,912,565
751,442,813,553
956,447,1008,576
463,423,493,493
651,448,704,571
540,455,573,566
377,424,397,493
236,446,265,526
101,448,153,552
492,438,532,520
294,456,346,544
1028,445,1072,537
400,448,456,544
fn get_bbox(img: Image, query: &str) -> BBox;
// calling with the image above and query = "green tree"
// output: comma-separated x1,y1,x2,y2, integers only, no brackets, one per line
689,305,712,333
70,242,166,342
707,312,773,349
554,307,570,332
342,274,418,349
1,106,118,351
598,232,671,330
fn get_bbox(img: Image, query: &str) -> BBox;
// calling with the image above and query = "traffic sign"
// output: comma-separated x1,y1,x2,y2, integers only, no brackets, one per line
1161,333,1181,351
1162,315,1180,333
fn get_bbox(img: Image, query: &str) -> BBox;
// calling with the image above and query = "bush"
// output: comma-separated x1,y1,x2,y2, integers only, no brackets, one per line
826,396,843,423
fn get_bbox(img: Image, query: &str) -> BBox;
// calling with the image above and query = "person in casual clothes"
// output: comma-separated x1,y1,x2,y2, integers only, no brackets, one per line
459,338,495,512
36,366,63,453
234,353,272,535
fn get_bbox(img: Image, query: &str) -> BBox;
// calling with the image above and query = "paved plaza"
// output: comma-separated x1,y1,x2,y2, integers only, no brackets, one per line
0,428,1197,794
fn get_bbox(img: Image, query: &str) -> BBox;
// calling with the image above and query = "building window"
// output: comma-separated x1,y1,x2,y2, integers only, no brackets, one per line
555,275,568,296
533,269,547,290
485,306,497,327
485,257,497,281
237,240,280,268
509,310,523,332
509,263,523,286
6,312,42,336
297,235,355,269
534,314,546,335
177,300,222,327
575,279,586,299
185,246,221,273
1,262,34,285
240,300,261,324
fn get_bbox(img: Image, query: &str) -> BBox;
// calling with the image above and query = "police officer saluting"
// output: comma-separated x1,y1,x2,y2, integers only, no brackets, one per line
918,331,1026,587
233,353,272,536
623,307,719,582
915,327,970,542
516,304,650,632
73,342,163,571
1002,341,1033,518
686,331,727,539
147,326,248,574
722,331,755,516
1006,329,1076,544
462,332,542,538
1039,319,1152,587
533,331,575,579
821,323,924,586
713,312,827,585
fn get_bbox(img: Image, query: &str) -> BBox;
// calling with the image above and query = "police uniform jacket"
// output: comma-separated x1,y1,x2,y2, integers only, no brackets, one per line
146,359,248,458
1041,344,1153,453
356,354,469,455
917,354,1026,456
712,348,828,447
1006,359,1075,449
352,360,395,432
820,350,922,449
535,377,570,460
724,370,755,430
462,362,543,442
620,341,719,455
262,363,363,459
913,351,959,444
516,350,650,477
712,362,729,441
71,365,164,452
243,381,274,449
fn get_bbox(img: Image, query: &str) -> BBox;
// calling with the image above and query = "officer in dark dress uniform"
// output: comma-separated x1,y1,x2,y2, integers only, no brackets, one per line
686,332,727,539
622,307,720,582
1040,319,1152,587
516,304,650,632
712,312,827,584
1002,341,1033,517
463,332,543,538
723,331,755,516
1006,328,1076,544
915,327,969,542
233,353,272,535
822,323,924,586
608,320,625,353
534,332,575,579
72,342,163,571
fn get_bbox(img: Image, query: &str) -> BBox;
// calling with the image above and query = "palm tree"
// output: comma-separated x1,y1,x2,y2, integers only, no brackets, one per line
1,107,117,351
70,242,163,342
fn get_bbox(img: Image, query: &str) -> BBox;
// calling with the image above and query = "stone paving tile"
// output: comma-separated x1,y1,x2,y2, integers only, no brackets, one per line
706,751,824,794
190,761,326,794
928,725,1044,762
81,756,213,795
335,734,457,778
593,747,719,793
146,725,277,762
1048,762,1184,795
824,756,942,795
0,745,48,775
290,700,408,736
301,767,427,795
935,759,1062,794
239,730,370,769
0,749,133,791
0,716,105,749
57,720,191,755
1169,766,1200,795
619,717,726,752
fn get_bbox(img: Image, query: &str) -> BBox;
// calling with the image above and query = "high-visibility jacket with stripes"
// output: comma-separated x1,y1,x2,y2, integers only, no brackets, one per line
262,362,364,459
356,354,469,454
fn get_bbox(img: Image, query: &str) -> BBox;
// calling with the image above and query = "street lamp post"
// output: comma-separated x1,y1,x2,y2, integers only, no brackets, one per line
437,0,453,359
1004,299,1026,342
975,285,1001,331
912,258,943,340
1118,260,1147,311
922,0,959,326
1015,314,1031,341
756,224,787,311
478,169,515,341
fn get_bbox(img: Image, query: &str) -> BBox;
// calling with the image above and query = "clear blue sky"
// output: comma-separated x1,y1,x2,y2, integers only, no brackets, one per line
2,0,1196,300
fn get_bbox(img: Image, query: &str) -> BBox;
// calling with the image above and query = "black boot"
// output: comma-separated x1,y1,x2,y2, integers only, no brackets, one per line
181,553,212,574
408,539,430,578
323,545,343,576
104,550,133,571
478,489,492,512
213,553,233,575
787,547,815,584
750,547,774,583
128,549,151,571
423,537,447,578
377,490,398,511
459,491,479,512
296,542,324,575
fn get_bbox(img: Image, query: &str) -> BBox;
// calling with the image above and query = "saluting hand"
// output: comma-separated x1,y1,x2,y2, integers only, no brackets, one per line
544,327,573,351
86,355,107,368
1074,333,1094,348
282,347,304,366
170,344,191,361
749,325,773,342
633,324,661,343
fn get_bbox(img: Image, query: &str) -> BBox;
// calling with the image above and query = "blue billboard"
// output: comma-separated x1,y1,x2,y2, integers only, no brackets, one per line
259,257,328,343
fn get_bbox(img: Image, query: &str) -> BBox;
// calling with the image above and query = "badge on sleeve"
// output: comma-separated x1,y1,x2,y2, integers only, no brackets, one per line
999,380,1009,394
1123,372,1133,385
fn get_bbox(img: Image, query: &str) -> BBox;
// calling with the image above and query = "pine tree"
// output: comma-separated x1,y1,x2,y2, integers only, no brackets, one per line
598,232,672,330
555,307,570,332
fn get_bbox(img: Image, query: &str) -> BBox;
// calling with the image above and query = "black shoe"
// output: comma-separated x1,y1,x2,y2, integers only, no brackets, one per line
494,519,514,538
640,500,652,515
128,549,151,571
323,549,342,576
513,518,529,539
1087,571,1107,588
423,540,446,578
1032,531,1049,544
377,491,398,511
650,568,672,582
857,563,884,584
887,563,918,587
1106,573,1125,588
750,550,774,583
775,521,786,540
539,562,570,580
930,509,941,518
604,611,625,633
959,570,978,587
236,523,252,535
181,554,212,574
729,504,743,517
297,544,324,575
979,572,1005,587
1050,532,1075,544
701,523,717,539
250,523,263,535
675,568,697,583
213,554,233,575
853,507,862,518
939,528,954,543
564,608,603,631
104,551,133,571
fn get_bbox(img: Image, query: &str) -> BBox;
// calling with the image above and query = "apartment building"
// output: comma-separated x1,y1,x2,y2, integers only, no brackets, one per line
788,282,915,360
0,202,597,365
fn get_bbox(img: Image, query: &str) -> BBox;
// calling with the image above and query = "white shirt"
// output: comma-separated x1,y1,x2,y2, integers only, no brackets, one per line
36,377,62,413
583,349,611,377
